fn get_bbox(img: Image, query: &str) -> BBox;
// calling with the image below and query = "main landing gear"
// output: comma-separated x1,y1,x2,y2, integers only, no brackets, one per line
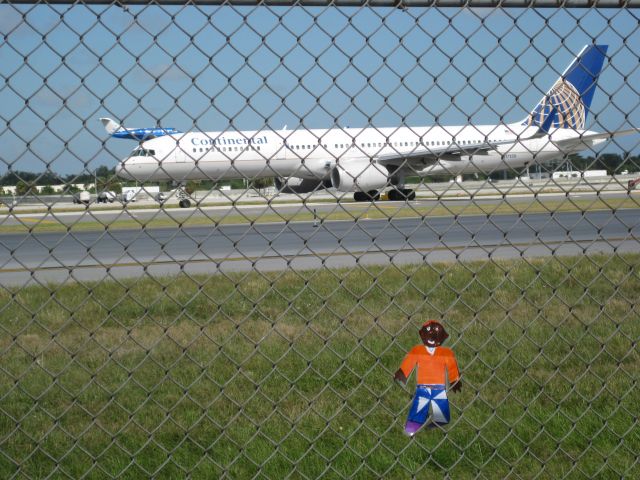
354,191,380,202
177,188,191,208
353,188,416,202
387,188,416,201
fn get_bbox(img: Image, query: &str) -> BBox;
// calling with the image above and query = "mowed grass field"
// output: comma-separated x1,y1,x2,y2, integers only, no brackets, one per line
0,254,638,478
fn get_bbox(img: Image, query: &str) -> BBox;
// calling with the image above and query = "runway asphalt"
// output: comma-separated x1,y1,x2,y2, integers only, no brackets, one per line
0,190,636,228
1,208,638,286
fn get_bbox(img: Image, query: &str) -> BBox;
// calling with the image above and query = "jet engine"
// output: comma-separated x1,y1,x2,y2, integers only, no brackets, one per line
330,160,389,192
275,177,332,194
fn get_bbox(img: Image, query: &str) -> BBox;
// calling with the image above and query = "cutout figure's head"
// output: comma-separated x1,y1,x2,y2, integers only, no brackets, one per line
419,320,449,347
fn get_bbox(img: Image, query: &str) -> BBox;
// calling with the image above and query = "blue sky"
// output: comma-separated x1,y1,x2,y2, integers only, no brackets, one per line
1,4,639,176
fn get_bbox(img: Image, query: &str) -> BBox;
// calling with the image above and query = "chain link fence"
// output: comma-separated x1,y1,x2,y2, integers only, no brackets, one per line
1,1,639,478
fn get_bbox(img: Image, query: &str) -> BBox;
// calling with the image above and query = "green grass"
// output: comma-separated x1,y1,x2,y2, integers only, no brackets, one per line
0,255,638,478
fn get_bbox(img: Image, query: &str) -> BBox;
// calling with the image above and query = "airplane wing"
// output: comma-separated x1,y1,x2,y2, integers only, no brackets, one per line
374,112,558,168
100,117,181,140
550,128,639,152
375,138,508,167
373,133,542,168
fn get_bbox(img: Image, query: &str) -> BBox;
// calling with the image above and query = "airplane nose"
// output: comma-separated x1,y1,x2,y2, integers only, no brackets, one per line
115,161,132,180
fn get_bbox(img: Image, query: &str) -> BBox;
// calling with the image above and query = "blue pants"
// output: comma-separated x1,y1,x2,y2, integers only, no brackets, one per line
407,385,450,426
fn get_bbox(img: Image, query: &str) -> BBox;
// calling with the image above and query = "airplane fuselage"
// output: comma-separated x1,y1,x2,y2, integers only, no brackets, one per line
116,124,599,184
111,44,633,201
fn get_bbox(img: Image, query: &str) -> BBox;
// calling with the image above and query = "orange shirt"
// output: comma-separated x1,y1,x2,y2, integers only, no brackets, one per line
400,345,460,386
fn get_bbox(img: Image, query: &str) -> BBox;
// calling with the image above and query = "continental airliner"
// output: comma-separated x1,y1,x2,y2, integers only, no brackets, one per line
107,45,637,207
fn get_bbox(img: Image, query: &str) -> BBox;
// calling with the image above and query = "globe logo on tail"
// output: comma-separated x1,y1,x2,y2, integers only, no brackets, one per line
527,79,586,130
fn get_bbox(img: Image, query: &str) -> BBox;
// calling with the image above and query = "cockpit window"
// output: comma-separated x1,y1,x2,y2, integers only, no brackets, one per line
130,148,156,157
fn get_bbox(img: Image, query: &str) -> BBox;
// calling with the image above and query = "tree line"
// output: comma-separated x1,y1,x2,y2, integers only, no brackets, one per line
0,165,274,196
0,165,117,187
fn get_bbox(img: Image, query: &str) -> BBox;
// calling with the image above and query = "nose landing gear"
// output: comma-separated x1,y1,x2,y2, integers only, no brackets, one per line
177,188,191,208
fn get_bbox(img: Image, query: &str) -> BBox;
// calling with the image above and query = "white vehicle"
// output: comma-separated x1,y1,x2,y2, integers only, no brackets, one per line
97,190,116,203
73,190,90,205
110,45,637,206
122,190,136,203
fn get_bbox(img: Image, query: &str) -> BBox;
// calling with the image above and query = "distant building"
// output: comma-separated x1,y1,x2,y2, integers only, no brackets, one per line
521,172,550,181
552,170,608,179
1,184,91,195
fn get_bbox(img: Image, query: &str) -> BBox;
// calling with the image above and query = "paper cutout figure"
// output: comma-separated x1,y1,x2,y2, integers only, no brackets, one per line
394,320,462,436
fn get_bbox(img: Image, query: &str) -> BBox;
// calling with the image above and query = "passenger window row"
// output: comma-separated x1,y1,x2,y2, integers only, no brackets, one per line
141,138,506,159
330,139,498,149
283,138,506,151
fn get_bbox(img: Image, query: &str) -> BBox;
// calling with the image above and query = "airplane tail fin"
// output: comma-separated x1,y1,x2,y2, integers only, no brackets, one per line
100,118,122,135
523,44,608,130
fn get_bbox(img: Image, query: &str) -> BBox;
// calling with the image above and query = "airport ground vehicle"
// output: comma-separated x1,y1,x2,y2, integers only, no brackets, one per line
97,191,116,203
72,191,90,205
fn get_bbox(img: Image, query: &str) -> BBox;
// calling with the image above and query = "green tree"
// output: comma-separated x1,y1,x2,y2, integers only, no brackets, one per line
1,171,38,186
40,185,56,195
15,180,34,196
251,177,274,195
184,180,198,195
96,176,122,194
230,179,246,189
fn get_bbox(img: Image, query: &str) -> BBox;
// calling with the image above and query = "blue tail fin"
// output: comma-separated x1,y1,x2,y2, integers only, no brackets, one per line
523,45,607,130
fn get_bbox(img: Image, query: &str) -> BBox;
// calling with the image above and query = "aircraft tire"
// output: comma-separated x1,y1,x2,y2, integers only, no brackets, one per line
403,189,416,201
354,191,380,202
388,189,416,201
179,199,191,208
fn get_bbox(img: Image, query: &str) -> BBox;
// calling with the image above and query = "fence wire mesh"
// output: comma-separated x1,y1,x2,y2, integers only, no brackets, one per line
1,1,639,478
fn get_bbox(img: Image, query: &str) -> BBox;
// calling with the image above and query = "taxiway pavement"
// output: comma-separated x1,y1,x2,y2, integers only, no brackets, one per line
1,208,638,286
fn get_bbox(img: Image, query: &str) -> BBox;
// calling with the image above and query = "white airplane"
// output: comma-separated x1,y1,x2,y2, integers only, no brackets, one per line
112,45,637,207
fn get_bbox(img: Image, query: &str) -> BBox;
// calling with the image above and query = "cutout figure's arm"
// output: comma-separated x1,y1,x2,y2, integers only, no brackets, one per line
394,349,417,385
447,354,462,393
394,369,407,384
451,378,463,393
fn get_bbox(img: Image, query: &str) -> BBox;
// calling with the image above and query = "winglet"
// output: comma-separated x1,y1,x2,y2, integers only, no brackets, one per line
100,118,121,135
